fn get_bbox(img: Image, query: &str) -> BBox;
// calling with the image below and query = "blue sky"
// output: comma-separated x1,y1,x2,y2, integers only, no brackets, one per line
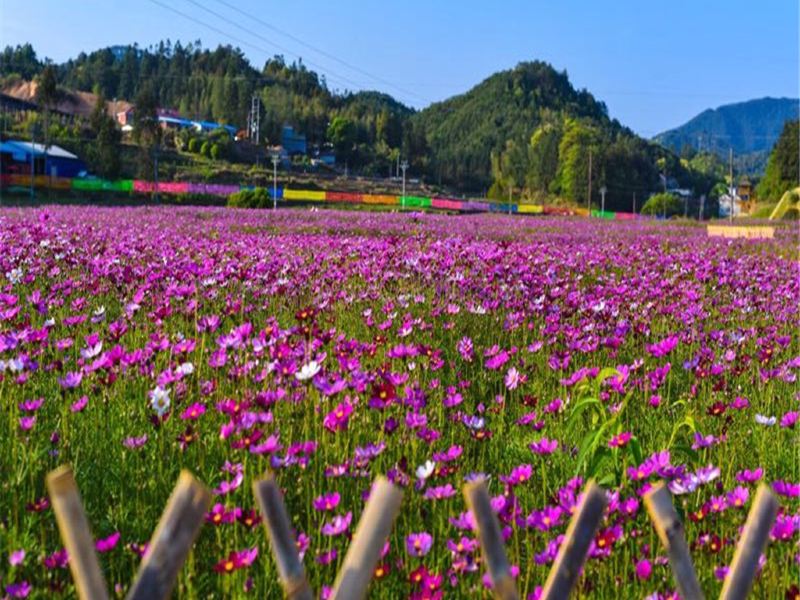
1,0,797,136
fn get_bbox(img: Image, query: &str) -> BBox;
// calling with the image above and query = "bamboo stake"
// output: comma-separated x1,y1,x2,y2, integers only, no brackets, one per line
253,472,313,600
463,479,519,600
125,471,211,600
329,477,403,600
45,466,109,600
540,480,607,600
719,484,779,600
644,482,704,600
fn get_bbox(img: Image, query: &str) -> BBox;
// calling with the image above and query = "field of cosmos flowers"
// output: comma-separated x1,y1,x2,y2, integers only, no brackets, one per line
0,205,798,599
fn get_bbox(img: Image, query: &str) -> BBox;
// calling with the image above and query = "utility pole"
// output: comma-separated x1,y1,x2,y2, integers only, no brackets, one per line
400,160,409,209
587,148,592,215
153,145,159,203
30,129,35,200
728,147,734,223
699,194,705,220
249,95,261,144
508,183,512,215
632,191,636,214
600,185,607,214
271,154,279,210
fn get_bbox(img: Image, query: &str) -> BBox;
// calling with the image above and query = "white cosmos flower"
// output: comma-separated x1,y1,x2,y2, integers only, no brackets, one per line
755,414,776,426
150,386,171,417
177,362,195,375
416,460,436,480
6,268,23,284
295,361,321,381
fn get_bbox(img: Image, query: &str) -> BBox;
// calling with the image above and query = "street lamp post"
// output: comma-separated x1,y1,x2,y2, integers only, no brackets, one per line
400,160,409,209
271,154,279,210
600,186,607,214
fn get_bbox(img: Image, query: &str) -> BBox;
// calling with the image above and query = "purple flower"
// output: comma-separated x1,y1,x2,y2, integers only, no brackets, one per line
313,492,341,512
321,512,352,536
780,411,798,428
58,371,83,389
424,484,457,500
735,468,763,483
70,396,88,412
530,438,558,455
5,581,31,598
8,549,25,566
123,435,148,450
635,558,652,580
95,532,120,553
406,532,433,557
323,399,354,432
773,480,800,498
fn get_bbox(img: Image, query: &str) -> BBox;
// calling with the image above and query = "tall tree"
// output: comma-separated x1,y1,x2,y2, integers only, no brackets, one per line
88,93,122,179
35,64,59,173
526,114,563,198
133,84,161,180
757,120,799,201
554,118,601,205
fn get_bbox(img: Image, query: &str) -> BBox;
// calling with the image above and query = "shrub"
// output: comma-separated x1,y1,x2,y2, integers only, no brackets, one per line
200,141,210,157
210,143,221,160
227,187,271,209
641,192,683,217
187,138,199,153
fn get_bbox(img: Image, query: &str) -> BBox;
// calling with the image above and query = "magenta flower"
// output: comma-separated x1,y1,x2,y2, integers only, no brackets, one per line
608,432,632,448
9,549,25,566
18,416,35,431
321,512,352,536
180,402,206,420
780,411,798,428
530,438,558,455
5,581,31,598
123,435,148,450
735,468,763,483
18,398,44,412
635,558,652,580
323,399,354,432
70,396,88,412
527,506,563,531
424,484,457,500
406,532,433,557
95,532,120,553
313,492,341,512
58,371,83,389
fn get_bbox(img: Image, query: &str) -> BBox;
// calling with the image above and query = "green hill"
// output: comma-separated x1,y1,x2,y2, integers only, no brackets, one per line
654,97,799,173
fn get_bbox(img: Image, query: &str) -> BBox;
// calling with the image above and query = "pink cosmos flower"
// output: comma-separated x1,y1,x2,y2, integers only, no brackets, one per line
95,532,120,553
9,549,25,566
406,532,434,557
323,399,354,432
313,492,341,512
529,438,558,455
608,432,632,448
180,403,206,420
70,396,88,412
321,512,352,536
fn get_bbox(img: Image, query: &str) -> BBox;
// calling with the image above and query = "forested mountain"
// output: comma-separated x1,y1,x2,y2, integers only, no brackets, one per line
654,97,799,174
1,42,723,205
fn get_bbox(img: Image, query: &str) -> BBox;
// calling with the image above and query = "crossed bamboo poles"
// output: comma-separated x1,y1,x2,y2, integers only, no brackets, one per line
45,466,779,599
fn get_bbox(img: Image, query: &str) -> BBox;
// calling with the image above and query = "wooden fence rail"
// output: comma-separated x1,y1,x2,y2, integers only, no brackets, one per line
47,467,781,599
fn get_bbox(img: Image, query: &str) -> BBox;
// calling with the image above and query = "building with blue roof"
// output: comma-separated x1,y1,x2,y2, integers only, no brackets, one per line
0,140,87,178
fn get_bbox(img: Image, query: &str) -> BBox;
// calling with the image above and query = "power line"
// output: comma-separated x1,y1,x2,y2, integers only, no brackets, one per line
210,0,430,105
144,0,364,93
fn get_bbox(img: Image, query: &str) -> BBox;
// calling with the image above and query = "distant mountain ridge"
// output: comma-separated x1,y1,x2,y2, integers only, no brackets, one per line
654,97,798,173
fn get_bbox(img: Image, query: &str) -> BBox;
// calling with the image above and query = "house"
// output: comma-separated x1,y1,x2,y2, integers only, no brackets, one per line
281,125,307,155
0,140,86,177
